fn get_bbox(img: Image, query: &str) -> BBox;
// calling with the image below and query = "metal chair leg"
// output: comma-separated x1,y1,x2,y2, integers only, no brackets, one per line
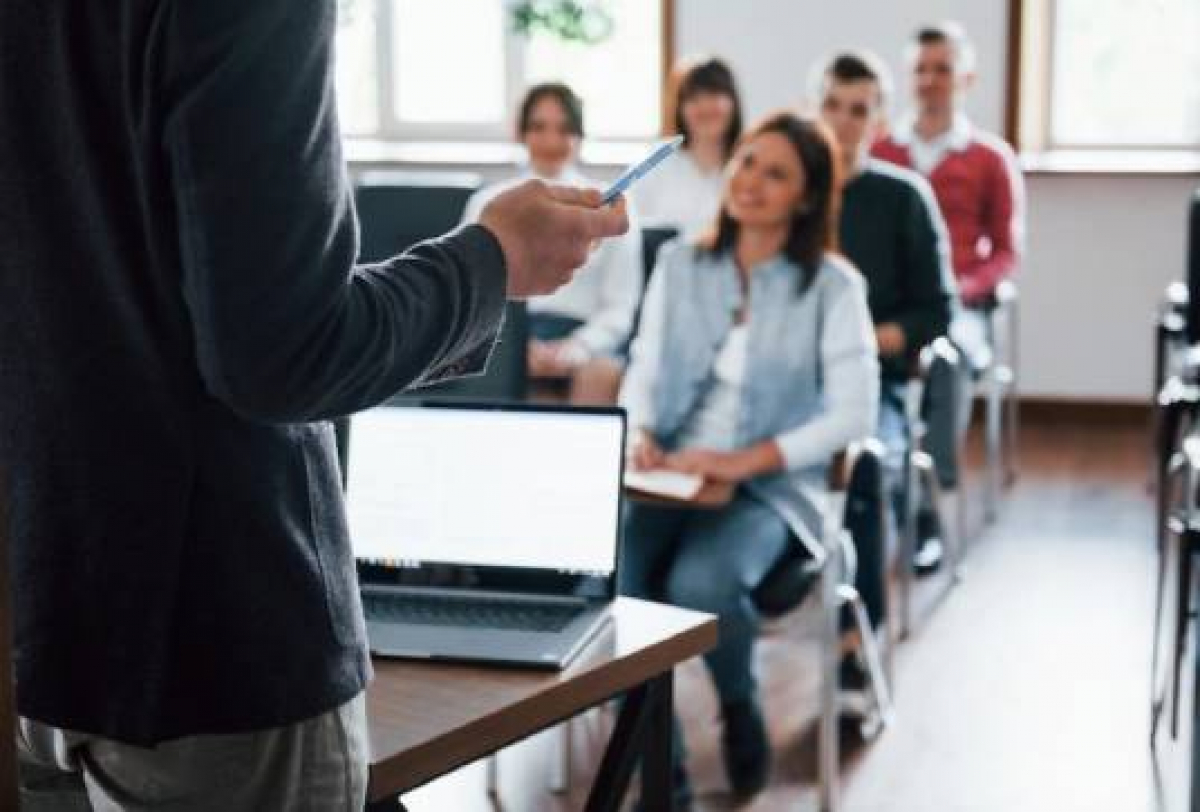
1172,528,1196,739
549,721,571,794
899,446,919,640
984,366,1003,524
837,583,895,737
819,510,842,812
915,452,964,584
1152,511,1182,747
485,753,505,810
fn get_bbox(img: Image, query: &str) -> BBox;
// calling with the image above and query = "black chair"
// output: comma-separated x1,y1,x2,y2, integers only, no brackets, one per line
1185,189,1200,346
353,170,482,263
753,441,896,743
1151,189,1200,752
1155,283,1190,550
627,227,680,342
1151,347,1200,748
640,226,680,285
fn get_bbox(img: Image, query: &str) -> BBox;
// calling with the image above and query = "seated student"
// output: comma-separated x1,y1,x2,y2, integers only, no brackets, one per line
578,58,744,407
462,82,643,404
871,21,1025,373
816,51,957,577
619,112,878,805
636,56,744,241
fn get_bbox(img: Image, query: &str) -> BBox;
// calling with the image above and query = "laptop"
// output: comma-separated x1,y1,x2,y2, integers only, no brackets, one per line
344,401,625,669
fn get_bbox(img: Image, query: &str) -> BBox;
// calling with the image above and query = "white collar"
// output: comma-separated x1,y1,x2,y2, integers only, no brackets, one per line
890,112,973,152
521,163,585,185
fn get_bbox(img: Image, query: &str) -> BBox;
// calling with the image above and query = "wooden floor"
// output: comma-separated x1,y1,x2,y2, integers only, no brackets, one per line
402,414,1189,811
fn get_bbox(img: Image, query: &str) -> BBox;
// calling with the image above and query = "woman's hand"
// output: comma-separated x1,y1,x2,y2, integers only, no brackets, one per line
629,430,666,471
528,339,589,378
662,442,785,483
662,449,751,483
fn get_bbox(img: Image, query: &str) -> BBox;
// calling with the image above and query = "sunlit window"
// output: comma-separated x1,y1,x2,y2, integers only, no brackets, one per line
1021,0,1200,151
335,0,666,142
335,0,380,135
392,0,508,126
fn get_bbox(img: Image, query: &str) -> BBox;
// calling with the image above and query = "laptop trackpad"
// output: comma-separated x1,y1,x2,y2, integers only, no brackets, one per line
367,611,604,668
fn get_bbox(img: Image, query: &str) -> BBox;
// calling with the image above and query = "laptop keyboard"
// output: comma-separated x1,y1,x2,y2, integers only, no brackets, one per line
363,593,583,633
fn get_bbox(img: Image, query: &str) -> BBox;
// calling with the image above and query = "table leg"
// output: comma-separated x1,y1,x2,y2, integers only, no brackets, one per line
584,671,673,812
640,672,673,809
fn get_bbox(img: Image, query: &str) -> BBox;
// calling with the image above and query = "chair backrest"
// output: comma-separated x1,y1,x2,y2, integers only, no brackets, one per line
1187,188,1200,344
752,442,887,619
628,226,680,340
354,171,482,263
640,226,680,285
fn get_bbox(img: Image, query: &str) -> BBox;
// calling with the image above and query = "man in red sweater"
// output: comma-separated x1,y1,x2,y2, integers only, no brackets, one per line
873,21,1025,370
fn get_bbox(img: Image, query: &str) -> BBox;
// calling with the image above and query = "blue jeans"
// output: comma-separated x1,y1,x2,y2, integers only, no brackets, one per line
619,493,790,705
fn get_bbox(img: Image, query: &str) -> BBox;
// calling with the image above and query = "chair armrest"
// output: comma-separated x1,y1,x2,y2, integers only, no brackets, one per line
827,438,887,493
993,278,1019,308
1180,346,1200,386
917,336,962,381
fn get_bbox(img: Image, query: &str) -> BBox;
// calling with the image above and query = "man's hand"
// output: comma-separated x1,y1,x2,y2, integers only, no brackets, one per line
875,323,907,357
479,181,629,299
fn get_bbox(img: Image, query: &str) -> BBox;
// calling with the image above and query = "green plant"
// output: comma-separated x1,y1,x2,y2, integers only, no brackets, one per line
510,0,615,45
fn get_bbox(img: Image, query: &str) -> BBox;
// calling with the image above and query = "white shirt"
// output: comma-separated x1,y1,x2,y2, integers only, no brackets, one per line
633,148,724,241
889,112,974,176
674,322,748,451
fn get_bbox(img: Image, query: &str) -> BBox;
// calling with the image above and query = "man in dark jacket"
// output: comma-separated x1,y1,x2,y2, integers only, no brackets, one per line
817,51,957,612
0,2,627,809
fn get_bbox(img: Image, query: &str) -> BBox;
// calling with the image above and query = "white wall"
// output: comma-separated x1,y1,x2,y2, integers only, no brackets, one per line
675,0,1006,131
676,0,1198,402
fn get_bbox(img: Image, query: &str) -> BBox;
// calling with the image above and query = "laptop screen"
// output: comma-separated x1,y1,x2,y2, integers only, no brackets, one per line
345,403,625,593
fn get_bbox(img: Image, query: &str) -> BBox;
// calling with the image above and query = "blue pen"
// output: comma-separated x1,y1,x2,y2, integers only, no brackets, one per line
601,135,685,205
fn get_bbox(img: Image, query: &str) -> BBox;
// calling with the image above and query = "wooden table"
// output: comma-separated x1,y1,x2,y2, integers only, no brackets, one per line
365,597,717,811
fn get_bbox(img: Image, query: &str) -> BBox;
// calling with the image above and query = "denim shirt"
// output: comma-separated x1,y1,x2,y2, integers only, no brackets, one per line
621,242,879,555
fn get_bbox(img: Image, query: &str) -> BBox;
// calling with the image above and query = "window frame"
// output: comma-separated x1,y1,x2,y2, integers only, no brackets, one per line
347,0,674,145
1008,0,1200,163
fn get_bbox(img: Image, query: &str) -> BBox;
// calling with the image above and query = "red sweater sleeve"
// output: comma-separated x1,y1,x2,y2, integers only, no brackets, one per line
960,144,1024,304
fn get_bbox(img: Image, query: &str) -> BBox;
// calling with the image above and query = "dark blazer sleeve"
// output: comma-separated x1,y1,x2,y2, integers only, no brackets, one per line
893,178,955,358
159,0,505,422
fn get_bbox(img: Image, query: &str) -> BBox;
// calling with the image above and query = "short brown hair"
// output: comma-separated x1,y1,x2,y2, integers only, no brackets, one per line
667,57,743,160
823,51,892,107
517,82,584,138
911,21,977,74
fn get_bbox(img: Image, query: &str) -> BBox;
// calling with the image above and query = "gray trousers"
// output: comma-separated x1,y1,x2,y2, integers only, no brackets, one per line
16,694,368,812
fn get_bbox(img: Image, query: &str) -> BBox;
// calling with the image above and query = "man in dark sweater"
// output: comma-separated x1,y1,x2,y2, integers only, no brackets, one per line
818,53,957,580
0,2,627,809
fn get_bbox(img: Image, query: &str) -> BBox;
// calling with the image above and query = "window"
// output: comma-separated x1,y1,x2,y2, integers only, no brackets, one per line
335,0,668,143
1015,0,1200,153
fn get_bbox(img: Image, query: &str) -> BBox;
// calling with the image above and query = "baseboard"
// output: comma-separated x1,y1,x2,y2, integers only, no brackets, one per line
1001,397,1150,427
